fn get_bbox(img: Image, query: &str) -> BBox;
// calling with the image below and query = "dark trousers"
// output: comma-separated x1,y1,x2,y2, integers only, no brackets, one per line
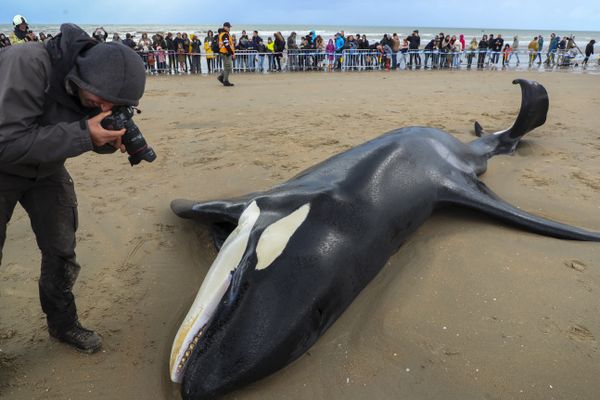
274,54,282,71
409,51,421,67
0,167,80,332
217,54,233,82
191,55,202,74
168,52,178,73
477,51,486,68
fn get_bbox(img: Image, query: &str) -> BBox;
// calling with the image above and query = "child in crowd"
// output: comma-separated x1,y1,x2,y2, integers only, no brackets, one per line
177,42,186,73
155,46,167,73
502,44,512,67
326,39,335,71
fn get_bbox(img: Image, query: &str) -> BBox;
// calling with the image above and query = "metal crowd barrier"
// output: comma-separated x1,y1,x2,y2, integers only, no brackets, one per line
340,49,383,70
286,49,328,71
134,48,598,75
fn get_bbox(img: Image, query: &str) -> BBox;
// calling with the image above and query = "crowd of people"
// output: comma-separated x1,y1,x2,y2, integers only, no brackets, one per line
2,16,597,75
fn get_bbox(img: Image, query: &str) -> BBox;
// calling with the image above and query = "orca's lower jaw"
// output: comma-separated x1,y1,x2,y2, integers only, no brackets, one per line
179,309,244,400
169,275,233,383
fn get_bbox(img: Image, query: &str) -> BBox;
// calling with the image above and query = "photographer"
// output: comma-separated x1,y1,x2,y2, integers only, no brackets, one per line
0,23,146,353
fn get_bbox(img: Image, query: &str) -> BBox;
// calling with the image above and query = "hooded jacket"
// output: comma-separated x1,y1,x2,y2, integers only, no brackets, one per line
0,23,145,179
9,25,28,45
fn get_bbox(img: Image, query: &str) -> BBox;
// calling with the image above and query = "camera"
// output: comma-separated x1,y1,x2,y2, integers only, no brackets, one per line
101,106,156,166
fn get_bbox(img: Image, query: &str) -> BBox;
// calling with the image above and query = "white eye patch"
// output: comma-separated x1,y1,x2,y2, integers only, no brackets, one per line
255,203,310,270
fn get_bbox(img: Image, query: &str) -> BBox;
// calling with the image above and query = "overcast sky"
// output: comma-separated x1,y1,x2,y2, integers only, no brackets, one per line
2,1,599,31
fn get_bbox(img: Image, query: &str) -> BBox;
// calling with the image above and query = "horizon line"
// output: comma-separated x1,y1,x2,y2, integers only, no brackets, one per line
1,21,598,34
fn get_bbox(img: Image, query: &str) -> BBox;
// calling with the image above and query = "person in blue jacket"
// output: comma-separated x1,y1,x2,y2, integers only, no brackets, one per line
334,32,345,70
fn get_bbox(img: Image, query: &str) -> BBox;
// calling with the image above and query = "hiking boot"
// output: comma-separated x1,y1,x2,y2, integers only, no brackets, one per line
217,75,224,84
223,81,234,87
49,322,102,354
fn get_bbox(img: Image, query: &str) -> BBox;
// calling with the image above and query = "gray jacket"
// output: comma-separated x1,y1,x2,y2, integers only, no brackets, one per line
0,42,93,179
0,23,145,180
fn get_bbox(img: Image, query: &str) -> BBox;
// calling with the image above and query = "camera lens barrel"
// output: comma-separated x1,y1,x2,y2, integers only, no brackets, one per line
101,107,157,166
122,119,157,166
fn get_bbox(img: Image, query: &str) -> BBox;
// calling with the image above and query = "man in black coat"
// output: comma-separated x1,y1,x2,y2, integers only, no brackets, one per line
0,23,146,353
492,34,504,64
407,29,421,68
165,32,178,74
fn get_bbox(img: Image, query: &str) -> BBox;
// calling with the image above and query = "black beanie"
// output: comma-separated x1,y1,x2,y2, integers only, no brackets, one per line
67,42,146,106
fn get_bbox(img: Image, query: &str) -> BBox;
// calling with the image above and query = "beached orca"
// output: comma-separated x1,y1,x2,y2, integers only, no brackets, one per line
169,79,600,399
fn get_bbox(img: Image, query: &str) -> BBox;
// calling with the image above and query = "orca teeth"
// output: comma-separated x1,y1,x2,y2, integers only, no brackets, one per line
178,329,204,371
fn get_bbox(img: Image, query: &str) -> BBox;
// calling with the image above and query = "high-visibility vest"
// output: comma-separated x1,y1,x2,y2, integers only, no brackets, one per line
218,32,235,55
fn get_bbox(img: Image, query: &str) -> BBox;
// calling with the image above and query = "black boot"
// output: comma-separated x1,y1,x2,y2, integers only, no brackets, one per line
49,321,102,353
217,75,224,84
223,81,234,87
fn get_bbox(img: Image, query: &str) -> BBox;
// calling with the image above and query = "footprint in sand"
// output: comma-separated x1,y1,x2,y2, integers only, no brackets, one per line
564,260,587,272
567,324,595,342
570,171,600,191
520,169,554,187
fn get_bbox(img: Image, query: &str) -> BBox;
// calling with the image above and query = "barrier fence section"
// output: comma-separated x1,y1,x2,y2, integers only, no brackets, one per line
135,48,599,75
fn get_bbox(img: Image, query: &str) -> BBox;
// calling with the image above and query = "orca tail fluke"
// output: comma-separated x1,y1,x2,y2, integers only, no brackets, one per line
443,177,600,242
470,79,549,157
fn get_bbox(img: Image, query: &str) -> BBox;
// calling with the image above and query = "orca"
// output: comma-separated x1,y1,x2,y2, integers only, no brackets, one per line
169,79,599,399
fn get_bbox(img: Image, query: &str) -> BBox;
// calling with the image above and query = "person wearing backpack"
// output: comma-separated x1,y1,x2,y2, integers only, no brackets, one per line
217,22,235,87
211,29,222,70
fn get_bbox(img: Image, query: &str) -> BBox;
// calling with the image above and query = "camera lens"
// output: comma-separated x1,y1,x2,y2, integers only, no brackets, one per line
122,119,157,166
102,106,156,166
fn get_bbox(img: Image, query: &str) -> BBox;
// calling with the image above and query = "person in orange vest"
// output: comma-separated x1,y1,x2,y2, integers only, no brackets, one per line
217,22,235,87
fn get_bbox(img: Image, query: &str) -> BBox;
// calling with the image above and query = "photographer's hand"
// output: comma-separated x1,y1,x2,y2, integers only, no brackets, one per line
87,110,126,148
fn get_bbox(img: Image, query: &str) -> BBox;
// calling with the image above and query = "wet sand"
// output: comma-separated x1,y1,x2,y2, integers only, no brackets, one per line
1,71,599,400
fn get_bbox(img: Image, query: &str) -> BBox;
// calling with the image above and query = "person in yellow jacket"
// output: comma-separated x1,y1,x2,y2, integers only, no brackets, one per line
9,15,30,45
528,37,539,66
266,37,275,71
204,30,215,73
217,22,235,87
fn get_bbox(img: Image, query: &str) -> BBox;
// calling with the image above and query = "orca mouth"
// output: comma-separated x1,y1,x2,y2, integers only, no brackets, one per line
170,274,232,383
175,324,207,376
170,201,261,383
170,200,311,383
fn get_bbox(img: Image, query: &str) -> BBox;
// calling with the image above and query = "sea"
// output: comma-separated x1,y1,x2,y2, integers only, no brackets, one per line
1,23,598,50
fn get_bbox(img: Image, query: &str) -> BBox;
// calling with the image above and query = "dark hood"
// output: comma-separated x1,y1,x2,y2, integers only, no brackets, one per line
45,23,98,112
45,23,146,109
66,41,146,107
13,26,28,40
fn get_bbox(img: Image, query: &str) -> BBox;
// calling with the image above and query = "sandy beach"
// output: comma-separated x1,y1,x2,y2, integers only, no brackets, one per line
1,70,599,400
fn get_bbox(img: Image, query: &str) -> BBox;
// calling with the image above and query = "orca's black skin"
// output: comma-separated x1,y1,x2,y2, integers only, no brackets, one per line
171,80,599,399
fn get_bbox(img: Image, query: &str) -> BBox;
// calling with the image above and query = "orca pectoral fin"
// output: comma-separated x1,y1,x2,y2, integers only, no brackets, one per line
171,199,247,221
171,198,250,250
442,177,600,241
